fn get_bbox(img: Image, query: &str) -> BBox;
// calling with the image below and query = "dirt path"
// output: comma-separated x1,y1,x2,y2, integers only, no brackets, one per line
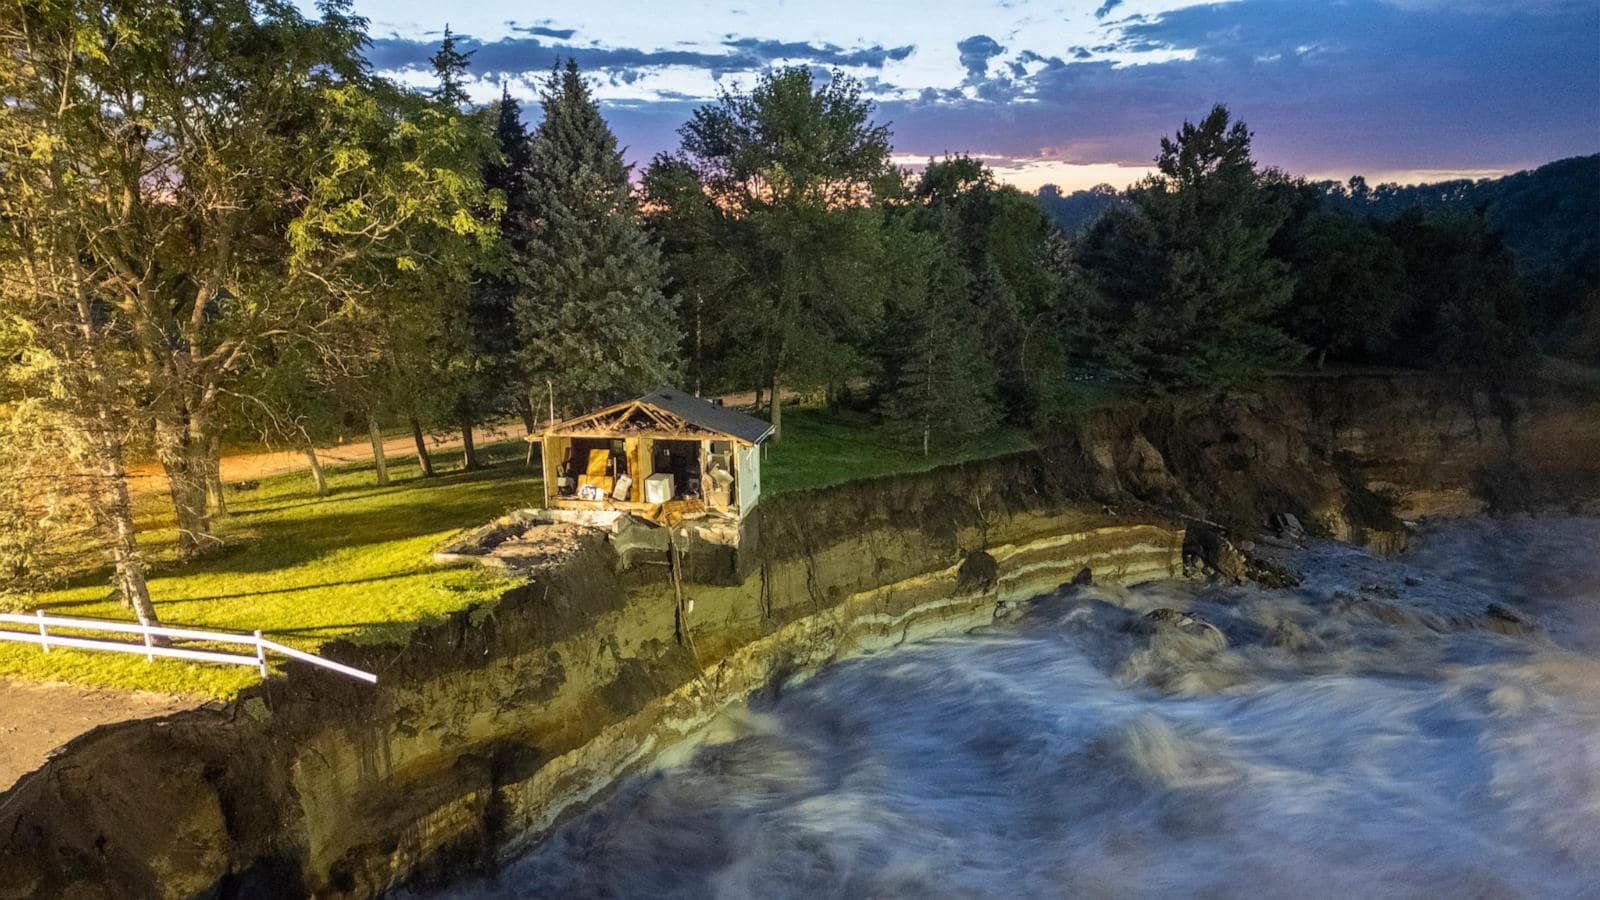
0,679,198,792
125,389,789,495
127,421,531,494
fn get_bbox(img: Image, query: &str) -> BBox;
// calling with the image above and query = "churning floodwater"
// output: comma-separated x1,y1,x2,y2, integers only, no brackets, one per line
432,517,1600,899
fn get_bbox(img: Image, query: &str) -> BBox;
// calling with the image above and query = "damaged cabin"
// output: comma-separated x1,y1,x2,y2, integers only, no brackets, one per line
530,389,772,525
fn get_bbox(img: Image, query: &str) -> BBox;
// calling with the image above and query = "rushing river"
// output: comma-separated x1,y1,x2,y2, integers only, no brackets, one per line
432,517,1600,899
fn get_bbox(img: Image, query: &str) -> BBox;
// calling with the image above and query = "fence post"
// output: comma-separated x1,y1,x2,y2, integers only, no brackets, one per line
36,609,48,653
254,630,268,680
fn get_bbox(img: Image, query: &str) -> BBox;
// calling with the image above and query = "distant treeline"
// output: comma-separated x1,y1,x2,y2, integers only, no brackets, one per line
1040,154,1600,368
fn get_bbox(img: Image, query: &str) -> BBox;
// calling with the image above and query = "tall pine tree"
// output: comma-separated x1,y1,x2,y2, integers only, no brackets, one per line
1113,105,1302,388
430,26,472,108
515,60,678,412
422,32,511,469
878,225,1000,454
912,156,1060,422
480,86,537,430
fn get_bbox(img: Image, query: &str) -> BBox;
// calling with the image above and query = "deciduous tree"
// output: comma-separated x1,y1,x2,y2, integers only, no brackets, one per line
645,67,893,440
1282,212,1410,366
1096,105,1303,388
3,0,493,568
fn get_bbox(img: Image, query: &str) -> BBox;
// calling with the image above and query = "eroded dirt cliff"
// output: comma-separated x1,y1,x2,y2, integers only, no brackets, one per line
0,373,1594,899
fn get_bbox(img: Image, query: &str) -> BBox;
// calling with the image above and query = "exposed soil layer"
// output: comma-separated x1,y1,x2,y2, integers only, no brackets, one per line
1,373,1596,900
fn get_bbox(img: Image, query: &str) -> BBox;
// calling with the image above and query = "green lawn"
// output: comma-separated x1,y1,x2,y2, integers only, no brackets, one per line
0,410,1029,698
762,408,1034,494
0,441,537,697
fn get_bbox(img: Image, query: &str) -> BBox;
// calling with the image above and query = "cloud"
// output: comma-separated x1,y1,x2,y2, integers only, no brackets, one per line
366,34,916,83
508,23,576,39
955,35,1006,80
1094,0,1123,18
1019,49,1068,69
364,0,1599,184
876,0,1599,178
720,37,915,68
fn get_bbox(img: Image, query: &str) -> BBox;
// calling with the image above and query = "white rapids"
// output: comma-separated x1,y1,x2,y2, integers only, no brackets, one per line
425,516,1600,899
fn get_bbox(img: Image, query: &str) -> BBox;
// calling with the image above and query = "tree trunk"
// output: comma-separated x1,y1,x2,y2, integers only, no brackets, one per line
154,411,214,560
692,295,704,397
71,290,159,627
516,395,538,435
768,375,783,444
303,443,329,497
410,416,435,478
367,414,390,486
97,429,159,627
460,417,479,471
205,435,227,517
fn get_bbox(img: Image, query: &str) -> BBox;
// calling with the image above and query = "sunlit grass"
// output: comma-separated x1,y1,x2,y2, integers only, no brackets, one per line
0,441,536,697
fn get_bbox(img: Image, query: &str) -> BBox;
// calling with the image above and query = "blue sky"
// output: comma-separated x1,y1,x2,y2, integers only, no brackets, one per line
327,0,1599,190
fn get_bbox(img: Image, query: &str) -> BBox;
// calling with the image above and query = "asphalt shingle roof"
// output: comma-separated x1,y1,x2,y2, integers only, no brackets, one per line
638,388,774,444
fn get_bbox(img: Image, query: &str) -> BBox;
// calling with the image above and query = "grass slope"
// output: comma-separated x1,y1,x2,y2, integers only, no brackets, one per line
762,409,1034,494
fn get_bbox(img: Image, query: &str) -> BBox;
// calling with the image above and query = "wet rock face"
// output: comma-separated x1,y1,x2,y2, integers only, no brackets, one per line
1112,607,1233,693
1483,602,1534,635
1060,374,1600,554
1063,390,1399,551
957,551,1000,594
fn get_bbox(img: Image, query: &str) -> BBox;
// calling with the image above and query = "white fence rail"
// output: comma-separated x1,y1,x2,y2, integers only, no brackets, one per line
0,611,377,684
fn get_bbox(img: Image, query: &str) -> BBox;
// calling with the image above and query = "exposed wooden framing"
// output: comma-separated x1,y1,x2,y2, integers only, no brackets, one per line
549,429,711,440
535,396,765,523
542,398,756,443
700,439,713,511
636,404,680,432
545,426,753,445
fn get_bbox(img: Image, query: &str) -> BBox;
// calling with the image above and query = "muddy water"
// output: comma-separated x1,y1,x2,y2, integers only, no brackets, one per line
430,518,1600,899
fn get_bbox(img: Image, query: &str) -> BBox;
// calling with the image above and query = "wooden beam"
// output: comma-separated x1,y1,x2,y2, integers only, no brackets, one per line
637,404,679,432
549,426,736,441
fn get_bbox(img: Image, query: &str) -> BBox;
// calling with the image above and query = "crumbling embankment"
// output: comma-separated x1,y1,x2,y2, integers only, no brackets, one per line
1,373,1595,899
1061,372,1600,548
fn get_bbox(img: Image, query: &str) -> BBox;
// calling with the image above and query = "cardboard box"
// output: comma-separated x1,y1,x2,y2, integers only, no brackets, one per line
577,474,614,498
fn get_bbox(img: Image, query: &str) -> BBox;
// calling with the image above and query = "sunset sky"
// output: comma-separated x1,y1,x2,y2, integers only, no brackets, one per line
319,0,1599,191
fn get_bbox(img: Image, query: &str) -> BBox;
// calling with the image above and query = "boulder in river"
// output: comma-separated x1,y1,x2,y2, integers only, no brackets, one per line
1484,602,1534,635
1269,512,1307,541
1125,608,1227,649
1183,524,1249,584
